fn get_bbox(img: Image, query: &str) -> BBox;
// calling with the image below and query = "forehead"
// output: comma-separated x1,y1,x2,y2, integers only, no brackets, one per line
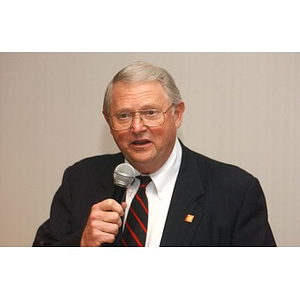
110,81,169,111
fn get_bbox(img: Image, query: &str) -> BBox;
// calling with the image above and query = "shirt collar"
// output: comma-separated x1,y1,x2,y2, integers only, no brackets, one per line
125,138,182,199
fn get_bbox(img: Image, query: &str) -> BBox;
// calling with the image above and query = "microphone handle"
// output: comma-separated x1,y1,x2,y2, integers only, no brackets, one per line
113,185,127,204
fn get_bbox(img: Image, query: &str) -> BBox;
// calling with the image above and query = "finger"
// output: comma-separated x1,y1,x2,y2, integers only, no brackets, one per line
98,210,123,227
97,231,117,245
97,199,125,216
98,220,120,235
81,217,120,247
82,228,117,246
121,202,127,211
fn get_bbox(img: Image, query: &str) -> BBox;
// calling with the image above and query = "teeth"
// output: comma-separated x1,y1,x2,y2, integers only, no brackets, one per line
134,140,148,145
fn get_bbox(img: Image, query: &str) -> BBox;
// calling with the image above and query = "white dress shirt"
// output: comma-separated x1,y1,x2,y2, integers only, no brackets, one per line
124,138,182,247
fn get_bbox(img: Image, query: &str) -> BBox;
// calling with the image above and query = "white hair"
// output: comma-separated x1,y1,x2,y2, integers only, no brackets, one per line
103,61,182,115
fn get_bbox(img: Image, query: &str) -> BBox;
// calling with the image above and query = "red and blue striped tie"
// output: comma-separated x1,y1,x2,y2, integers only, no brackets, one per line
121,176,152,247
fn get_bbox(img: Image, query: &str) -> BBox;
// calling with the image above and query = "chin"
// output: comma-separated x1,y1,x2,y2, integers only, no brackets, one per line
131,156,154,166
127,156,156,172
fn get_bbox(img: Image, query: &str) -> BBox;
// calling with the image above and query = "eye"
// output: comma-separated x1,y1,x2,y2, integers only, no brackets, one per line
117,112,131,121
144,109,159,117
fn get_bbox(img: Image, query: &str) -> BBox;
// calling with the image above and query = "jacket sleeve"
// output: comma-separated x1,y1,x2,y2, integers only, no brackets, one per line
232,177,276,246
32,167,83,246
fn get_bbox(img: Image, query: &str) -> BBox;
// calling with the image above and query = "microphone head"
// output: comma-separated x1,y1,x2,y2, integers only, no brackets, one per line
113,163,135,188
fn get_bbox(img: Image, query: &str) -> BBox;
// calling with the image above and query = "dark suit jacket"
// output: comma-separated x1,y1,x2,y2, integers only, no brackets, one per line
33,143,276,246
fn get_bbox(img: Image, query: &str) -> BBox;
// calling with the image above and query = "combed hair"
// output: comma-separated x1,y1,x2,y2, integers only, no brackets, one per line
103,61,182,115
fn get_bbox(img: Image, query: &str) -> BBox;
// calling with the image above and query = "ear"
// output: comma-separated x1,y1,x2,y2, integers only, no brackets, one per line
174,101,185,128
102,111,109,123
102,111,113,134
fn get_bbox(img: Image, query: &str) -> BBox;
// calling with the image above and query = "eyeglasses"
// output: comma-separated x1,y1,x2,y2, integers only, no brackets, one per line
108,104,175,132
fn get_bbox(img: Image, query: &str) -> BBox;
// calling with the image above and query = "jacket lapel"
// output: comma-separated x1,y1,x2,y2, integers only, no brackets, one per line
103,146,206,247
160,146,205,246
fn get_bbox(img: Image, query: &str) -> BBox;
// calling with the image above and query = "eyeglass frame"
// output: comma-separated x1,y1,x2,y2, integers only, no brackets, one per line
107,103,175,132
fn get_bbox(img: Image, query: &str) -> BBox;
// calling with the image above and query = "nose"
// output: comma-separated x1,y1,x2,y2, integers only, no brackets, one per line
131,114,147,133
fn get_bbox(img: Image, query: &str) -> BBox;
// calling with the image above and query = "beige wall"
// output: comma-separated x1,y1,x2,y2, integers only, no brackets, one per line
0,53,299,246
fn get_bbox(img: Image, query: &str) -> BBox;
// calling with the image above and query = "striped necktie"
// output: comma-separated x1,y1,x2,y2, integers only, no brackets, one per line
121,176,152,247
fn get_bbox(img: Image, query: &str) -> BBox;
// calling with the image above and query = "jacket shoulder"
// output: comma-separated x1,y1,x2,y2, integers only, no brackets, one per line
182,145,255,185
64,153,124,180
71,153,123,169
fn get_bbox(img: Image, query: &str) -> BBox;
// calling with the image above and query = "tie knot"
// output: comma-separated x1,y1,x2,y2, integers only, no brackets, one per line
137,176,152,189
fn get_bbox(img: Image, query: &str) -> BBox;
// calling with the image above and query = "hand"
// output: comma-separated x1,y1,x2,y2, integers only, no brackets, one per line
80,199,127,247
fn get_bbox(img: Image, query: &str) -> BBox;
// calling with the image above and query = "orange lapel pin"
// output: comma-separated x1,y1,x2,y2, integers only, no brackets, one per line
185,214,195,223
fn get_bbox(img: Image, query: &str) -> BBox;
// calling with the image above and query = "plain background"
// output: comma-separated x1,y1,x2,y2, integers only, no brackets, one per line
0,52,299,246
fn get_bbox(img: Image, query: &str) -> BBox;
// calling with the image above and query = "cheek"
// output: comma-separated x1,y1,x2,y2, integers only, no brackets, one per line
152,125,176,146
110,132,126,148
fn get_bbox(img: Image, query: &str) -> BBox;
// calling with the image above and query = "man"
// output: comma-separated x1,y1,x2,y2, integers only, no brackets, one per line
33,61,276,247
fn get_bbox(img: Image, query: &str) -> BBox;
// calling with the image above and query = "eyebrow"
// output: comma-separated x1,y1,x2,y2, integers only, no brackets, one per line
113,104,163,114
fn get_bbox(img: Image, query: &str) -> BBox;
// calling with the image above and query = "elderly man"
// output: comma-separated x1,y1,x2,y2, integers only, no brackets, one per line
33,61,276,247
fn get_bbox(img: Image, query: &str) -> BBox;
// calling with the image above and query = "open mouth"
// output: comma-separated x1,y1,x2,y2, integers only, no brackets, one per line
132,139,151,146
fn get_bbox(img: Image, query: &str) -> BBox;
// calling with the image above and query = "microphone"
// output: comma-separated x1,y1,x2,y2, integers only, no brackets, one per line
113,163,135,203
